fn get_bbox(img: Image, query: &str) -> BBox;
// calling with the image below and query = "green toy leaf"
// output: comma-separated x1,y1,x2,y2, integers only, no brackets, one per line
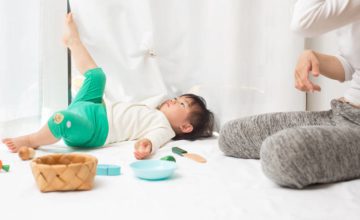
160,155,176,162
2,164,10,172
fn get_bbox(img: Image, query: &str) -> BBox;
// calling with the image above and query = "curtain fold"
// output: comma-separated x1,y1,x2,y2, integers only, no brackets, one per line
0,0,41,136
70,0,168,106
150,0,306,127
1,0,306,138
70,0,305,128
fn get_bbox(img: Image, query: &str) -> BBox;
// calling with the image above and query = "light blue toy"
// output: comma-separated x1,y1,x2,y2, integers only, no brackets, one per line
130,160,176,180
97,164,121,176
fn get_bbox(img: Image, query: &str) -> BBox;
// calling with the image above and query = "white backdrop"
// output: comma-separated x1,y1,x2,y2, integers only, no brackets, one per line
0,0,68,137
70,0,305,129
0,0,41,136
1,0,307,136
0,1,40,122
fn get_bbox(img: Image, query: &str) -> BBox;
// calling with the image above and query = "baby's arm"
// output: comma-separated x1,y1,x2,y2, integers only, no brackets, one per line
133,128,175,159
134,139,152,160
63,13,97,74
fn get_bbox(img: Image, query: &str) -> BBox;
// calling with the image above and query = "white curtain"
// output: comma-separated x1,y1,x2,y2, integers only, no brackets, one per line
69,0,168,105
0,0,307,138
70,0,305,130
0,0,41,136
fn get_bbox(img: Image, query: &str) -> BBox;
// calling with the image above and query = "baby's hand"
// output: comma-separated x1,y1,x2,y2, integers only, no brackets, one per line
62,12,80,47
134,139,152,160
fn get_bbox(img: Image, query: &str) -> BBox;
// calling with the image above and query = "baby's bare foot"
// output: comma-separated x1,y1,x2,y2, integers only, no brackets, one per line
2,136,38,153
62,13,80,47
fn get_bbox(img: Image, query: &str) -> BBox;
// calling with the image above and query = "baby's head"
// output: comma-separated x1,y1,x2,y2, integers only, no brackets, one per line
159,93,214,140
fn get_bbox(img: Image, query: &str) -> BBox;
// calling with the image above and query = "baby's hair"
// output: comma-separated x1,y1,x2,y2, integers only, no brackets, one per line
174,93,214,140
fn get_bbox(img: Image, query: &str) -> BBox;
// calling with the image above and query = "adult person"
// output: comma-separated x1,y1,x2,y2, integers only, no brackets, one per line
218,0,360,188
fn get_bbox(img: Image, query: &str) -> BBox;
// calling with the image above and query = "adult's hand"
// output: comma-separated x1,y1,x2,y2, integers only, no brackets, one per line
294,50,321,92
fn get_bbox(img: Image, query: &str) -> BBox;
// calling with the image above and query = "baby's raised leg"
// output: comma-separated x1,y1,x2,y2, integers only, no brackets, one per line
2,124,59,153
63,13,97,75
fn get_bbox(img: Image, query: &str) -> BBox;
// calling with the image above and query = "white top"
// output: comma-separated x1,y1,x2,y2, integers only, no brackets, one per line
104,100,175,153
291,0,360,105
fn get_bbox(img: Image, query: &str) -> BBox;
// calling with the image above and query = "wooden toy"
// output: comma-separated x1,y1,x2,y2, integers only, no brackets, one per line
18,146,35,161
0,160,10,172
96,164,121,176
172,147,207,163
31,153,97,192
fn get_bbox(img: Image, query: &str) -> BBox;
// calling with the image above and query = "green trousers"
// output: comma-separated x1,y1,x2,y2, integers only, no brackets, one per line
48,68,109,148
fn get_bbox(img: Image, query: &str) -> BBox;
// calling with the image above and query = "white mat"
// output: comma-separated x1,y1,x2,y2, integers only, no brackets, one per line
1,138,360,220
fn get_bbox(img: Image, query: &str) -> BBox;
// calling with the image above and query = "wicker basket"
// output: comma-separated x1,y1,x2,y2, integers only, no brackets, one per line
31,153,98,192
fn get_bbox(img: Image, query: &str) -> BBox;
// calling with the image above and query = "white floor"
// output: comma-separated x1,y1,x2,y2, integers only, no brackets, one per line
1,137,360,220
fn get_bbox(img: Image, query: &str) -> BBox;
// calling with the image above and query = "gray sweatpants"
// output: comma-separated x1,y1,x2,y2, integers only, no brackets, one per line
219,99,360,188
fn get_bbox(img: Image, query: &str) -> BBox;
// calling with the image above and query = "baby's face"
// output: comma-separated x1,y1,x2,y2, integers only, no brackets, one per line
159,96,194,130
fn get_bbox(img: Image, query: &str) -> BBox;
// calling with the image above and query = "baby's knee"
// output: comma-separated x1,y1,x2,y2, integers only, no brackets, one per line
91,68,106,82
50,111,73,125
47,111,73,138
260,131,309,189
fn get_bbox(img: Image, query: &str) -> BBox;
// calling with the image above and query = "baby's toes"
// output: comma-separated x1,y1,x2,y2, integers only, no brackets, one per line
7,145,16,152
6,140,14,147
2,138,10,144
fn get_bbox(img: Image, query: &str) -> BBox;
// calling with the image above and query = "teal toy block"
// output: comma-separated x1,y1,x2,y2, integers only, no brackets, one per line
97,164,121,176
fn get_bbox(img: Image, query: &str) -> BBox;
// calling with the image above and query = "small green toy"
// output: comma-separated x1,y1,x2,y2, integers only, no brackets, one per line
172,147,207,163
172,147,187,155
0,160,10,172
160,155,176,162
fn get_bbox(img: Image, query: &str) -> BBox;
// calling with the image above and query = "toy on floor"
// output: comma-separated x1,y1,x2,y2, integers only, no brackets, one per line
18,147,35,161
0,160,10,172
96,164,121,176
160,155,176,162
31,153,97,192
130,160,176,180
172,147,207,163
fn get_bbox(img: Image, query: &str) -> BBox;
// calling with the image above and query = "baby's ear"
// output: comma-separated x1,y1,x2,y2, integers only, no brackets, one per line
180,123,193,134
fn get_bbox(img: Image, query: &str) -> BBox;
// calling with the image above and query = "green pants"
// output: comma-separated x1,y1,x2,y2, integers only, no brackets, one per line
48,68,109,148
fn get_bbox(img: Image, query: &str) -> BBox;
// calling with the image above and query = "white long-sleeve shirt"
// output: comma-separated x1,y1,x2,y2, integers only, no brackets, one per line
291,0,360,105
104,100,175,154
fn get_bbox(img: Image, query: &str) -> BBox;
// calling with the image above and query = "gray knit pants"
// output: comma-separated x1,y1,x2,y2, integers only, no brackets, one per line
219,99,360,188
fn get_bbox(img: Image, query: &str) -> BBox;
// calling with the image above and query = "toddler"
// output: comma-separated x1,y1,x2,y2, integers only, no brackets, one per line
2,13,214,159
